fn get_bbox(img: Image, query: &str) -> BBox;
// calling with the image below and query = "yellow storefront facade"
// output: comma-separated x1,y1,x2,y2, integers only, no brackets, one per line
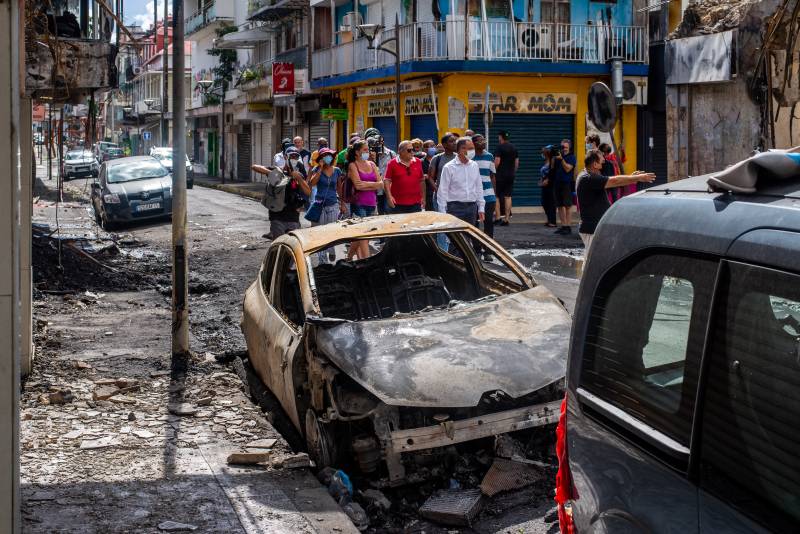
331,73,639,206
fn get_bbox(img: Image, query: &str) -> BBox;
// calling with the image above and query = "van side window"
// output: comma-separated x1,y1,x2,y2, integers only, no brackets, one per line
580,254,716,446
699,262,800,532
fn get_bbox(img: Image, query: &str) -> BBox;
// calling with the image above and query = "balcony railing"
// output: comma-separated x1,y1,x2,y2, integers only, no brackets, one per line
312,22,647,79
186,1,235,36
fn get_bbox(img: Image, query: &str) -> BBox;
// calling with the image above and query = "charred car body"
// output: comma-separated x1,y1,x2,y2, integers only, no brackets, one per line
241,213,571,484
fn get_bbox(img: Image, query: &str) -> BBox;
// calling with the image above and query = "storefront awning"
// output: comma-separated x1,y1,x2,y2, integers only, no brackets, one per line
249,0,306,22
214,27,273,49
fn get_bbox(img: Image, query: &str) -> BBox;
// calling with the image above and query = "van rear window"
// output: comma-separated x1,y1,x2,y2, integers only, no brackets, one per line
579,253,716,447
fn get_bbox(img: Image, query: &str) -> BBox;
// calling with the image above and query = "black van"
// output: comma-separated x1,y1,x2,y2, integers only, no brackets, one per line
556,156,800,533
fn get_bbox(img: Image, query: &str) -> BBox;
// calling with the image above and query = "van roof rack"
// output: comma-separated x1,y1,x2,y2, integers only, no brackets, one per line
707,147,800,194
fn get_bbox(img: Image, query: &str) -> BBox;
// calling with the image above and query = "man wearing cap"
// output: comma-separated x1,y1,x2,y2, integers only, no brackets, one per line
494,130,519,226
252,145,310,239
384,140,425,213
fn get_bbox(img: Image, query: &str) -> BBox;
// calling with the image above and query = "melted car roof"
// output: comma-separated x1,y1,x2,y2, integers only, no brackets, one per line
285,212,474,252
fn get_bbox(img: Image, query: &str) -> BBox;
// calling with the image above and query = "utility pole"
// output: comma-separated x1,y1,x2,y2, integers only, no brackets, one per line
162,0,169,146
171,0,188,356
47,104,52,181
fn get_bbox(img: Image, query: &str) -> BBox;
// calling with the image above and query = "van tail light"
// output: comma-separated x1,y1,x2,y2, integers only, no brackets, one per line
555,393,577,533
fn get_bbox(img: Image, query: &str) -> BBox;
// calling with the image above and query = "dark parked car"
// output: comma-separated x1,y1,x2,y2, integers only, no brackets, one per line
62,149,99,180
150,147,194,188
91,156,172,229
557,151,800,533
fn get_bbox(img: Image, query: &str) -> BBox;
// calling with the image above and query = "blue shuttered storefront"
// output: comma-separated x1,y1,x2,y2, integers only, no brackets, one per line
410,114,439,144
371,117,397,152
468,113,574,207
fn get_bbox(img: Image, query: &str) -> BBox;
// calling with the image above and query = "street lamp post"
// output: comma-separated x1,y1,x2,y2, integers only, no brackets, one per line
123,106,140,154
197,79,226,183
357,14,402,143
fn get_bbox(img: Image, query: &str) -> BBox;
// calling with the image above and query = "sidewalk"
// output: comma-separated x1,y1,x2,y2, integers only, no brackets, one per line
195,174,584,250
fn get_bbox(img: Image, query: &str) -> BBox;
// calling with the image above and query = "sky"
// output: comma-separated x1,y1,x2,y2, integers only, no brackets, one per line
125,0,172,31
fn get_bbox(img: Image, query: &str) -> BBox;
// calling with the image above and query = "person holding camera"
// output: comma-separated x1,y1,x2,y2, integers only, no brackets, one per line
577,149,656,252
251,145,311,240
553,139,577,235
539,145,558,228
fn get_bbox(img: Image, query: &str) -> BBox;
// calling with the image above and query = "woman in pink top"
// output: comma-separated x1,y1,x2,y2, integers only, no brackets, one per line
346,140,383,260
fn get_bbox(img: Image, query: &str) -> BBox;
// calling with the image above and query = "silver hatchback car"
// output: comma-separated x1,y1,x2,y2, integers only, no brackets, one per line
557,153,800,533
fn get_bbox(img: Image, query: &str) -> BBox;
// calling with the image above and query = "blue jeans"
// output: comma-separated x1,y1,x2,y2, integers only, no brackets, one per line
351,204,376,218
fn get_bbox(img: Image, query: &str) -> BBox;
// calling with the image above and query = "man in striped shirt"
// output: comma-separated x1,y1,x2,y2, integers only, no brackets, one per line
471,134,497,260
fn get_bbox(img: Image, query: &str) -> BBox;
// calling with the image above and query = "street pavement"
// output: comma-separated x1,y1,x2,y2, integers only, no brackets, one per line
24,161,581,533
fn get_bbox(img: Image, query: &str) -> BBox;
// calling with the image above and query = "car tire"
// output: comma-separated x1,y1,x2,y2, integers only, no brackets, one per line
305,409,337,469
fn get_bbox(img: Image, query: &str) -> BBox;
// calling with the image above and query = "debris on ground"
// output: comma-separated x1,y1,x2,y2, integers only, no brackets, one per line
37,389,74,405
341,501,369,532
360,489,391,513
479,458,545,497
274,452,312,469
157,520,198,531
226,450,271,465
419,488,484,527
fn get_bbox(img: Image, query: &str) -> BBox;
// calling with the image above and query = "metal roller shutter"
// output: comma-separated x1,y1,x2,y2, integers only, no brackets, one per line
237,123,252,181
309,115,330,146
410,114,438,144
469,113,575,207
371,117,397,152
280,121,293,145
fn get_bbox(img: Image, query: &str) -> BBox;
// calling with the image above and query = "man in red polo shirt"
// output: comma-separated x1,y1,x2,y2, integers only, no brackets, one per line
384,140,425,213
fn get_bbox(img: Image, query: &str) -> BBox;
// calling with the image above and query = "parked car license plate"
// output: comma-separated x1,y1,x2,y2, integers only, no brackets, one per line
77,166,88,172
137,202,161,212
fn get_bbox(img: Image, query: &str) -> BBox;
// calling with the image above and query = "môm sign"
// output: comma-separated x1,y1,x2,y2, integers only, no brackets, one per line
367,97,395,117
468,92,577,114
404,94,436,116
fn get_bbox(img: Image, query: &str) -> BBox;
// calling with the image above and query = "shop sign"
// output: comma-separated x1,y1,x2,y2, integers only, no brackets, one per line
321,108,348,121
247,102,273,112
357,78,433,98
448,97,466,129
367,98,395,117
272,62,294,95
468,92,576,114
404,94,436,116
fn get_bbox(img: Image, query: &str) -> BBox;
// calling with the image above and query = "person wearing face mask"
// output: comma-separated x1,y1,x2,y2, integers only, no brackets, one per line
471,134,497,258
346,140,384,260
307,147,345,262
437,137,485,229
576,149,655,252
584,133,600,154
251,145,311,239
310,137,329,169
384,140,425,213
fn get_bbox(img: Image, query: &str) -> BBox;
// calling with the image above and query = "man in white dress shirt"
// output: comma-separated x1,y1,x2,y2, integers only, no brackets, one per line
437,137,486,227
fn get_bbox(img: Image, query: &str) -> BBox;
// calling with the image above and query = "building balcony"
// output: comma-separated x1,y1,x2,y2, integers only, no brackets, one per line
25,38,118,99
311,21,648,85
186,1,235,40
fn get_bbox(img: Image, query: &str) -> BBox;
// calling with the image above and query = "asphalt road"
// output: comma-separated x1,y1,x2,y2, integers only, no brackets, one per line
38,167,578,533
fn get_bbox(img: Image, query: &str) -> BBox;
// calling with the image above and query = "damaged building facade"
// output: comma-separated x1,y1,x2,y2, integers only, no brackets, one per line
666,0,800,180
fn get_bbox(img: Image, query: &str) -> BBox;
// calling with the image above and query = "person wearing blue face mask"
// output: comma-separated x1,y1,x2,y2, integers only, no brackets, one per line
307,147,345,263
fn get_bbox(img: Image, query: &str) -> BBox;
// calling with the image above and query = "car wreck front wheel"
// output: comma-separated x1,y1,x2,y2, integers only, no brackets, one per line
305,409,337,469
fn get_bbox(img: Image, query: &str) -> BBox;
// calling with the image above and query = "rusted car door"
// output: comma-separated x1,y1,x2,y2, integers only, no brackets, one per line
243,244,306,429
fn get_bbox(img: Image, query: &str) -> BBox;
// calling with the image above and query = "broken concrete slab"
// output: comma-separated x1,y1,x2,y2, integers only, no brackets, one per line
226,451,271,465
419,489,484,527
132,429,156,439
244,438,277,450
168,403,198,417
273,452,311,469
79,436,121,450
157,520,198,531
92,385,119,401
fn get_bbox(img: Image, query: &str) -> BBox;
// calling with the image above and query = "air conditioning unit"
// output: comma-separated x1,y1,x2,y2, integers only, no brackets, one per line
517,24,551,57
622,76,648,106
340,11,363,33
283,104,298,126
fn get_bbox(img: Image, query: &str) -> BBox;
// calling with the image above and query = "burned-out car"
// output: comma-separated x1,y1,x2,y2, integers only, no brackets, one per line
241,213,571,484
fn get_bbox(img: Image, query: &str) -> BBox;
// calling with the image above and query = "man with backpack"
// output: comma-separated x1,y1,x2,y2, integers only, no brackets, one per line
252,145,311,239
427,133,457,209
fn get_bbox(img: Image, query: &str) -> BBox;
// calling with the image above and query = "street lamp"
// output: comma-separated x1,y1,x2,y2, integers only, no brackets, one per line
197,79,227,183
358,14,402,144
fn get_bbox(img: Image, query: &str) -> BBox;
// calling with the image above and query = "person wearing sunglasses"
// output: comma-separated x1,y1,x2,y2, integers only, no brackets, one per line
384,140,425,213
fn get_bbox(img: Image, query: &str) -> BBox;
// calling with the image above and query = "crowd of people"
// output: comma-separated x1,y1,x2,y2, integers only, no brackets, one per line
251,127,656,259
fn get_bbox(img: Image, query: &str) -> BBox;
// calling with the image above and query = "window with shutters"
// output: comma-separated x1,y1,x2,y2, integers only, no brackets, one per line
699,262,800,532
541,0,570,23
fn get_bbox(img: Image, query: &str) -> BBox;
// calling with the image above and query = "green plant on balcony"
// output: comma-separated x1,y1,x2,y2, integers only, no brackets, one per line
203,93,221,106
208,26,238,92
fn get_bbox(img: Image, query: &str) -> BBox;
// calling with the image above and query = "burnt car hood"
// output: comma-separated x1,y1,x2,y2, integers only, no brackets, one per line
314,286,570,408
